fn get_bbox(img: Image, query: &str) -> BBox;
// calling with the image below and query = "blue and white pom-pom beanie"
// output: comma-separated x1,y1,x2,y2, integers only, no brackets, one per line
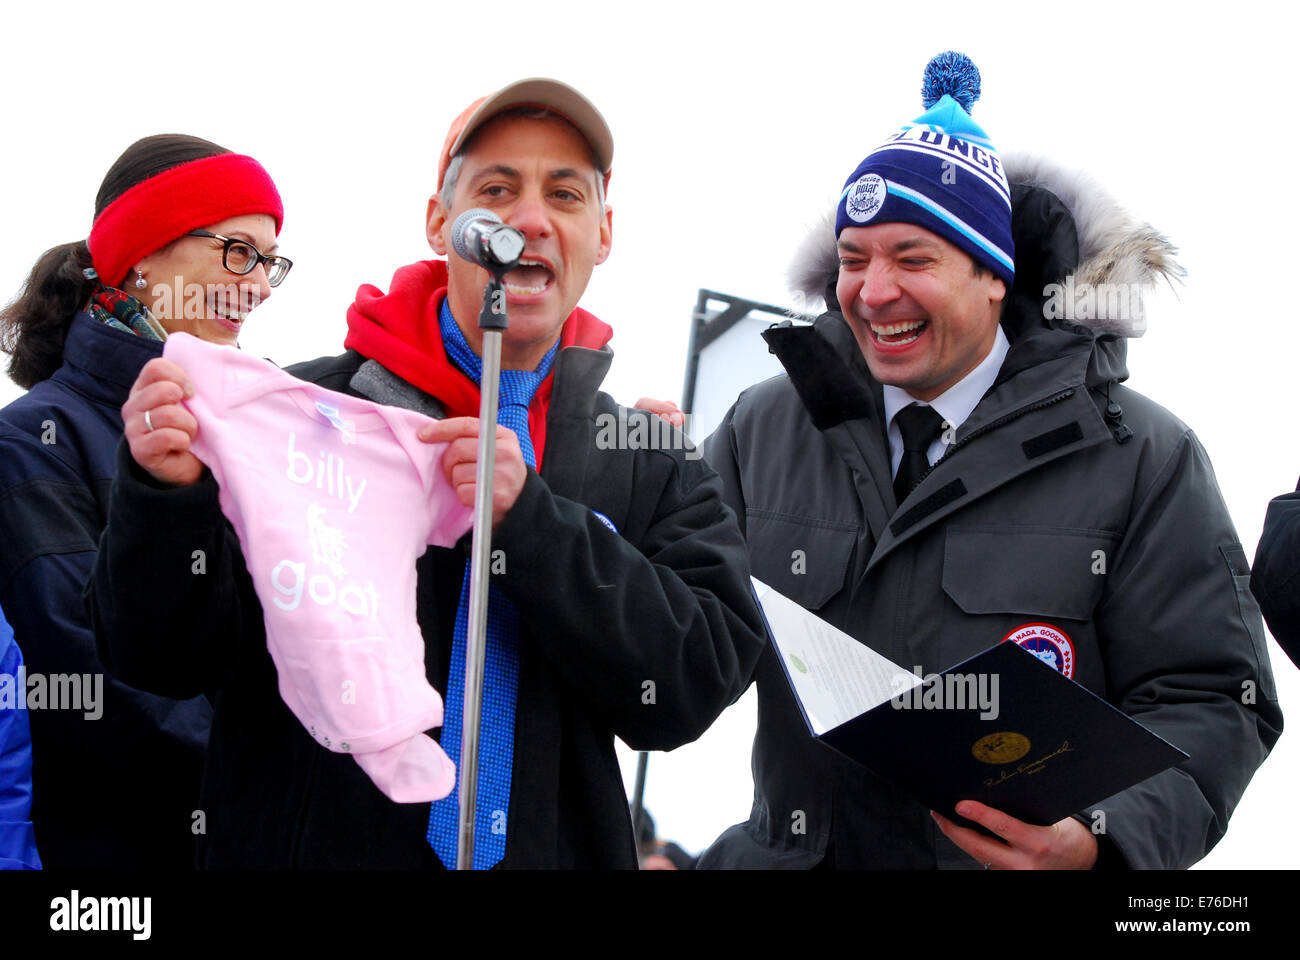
835,51,1015,288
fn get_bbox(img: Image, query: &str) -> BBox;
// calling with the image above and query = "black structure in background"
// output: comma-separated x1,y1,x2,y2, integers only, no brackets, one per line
681,289,817,410
628,289,817,861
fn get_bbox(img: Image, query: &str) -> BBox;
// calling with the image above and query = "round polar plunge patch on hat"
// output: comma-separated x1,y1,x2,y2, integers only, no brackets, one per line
845,173,888,223
1002,623,1075,679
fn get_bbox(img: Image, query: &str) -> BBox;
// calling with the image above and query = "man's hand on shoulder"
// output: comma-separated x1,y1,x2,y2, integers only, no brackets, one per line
634,397,685,429
932,801,1098,870
419,417,527,528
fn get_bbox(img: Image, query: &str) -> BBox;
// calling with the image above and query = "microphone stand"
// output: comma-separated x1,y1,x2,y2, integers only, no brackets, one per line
630,751,650,860
457,271,508,870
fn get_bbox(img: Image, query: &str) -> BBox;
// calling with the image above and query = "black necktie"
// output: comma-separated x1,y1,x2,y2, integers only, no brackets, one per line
893,404,945,505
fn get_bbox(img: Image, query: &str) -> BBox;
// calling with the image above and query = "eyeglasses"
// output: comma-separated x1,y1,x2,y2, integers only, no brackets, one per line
185,230,293,287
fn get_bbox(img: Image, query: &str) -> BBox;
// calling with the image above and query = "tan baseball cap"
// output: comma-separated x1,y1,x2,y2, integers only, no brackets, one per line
436,77,614,194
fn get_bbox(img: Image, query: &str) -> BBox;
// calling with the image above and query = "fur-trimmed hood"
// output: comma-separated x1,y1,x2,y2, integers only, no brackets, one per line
788,152,1184,339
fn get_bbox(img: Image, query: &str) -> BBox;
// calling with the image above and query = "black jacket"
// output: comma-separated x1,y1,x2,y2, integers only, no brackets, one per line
1251,485,1300,669
699,157,1282,869
87,336,767,868
0,313,211,868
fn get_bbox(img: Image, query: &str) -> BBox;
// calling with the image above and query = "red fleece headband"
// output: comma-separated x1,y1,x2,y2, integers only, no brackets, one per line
88,153,284,287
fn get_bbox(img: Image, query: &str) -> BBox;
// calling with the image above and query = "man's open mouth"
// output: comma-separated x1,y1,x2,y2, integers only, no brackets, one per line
871,318,927,345
504,259,554,296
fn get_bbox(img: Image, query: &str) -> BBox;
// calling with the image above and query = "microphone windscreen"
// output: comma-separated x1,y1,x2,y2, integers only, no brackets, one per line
451,207,502,261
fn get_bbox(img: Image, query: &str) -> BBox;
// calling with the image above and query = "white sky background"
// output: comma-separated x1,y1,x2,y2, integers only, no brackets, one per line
1,0,1297,868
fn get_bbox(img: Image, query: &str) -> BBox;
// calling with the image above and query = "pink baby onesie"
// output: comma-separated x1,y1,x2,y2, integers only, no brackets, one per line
164,332,473,803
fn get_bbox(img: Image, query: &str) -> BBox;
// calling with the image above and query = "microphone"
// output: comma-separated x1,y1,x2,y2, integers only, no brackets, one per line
451,208,526,272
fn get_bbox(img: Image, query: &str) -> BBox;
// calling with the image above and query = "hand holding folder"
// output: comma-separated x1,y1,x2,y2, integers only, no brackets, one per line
752,578,1188,864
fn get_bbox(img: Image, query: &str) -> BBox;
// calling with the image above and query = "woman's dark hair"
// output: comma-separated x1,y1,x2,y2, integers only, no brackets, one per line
0,134,231,389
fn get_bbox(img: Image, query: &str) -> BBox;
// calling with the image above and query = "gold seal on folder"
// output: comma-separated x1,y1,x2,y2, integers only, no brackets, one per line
972,732,1031,765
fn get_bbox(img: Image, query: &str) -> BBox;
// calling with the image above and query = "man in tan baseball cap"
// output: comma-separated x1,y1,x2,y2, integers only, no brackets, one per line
346,76,763,870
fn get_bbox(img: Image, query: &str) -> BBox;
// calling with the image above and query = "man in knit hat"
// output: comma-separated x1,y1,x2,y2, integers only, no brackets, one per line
699,53,1280,870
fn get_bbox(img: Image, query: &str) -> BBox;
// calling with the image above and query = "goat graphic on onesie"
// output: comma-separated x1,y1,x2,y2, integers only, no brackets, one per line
164,333,473,803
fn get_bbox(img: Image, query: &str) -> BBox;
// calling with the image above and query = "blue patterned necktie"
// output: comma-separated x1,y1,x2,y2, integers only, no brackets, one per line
427,299,558,869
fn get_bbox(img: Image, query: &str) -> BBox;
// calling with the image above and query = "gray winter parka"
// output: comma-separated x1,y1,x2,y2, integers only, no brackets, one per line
698,156,1282,870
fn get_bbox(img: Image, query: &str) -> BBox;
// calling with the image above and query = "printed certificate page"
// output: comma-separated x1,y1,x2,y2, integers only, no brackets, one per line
752,578,921,735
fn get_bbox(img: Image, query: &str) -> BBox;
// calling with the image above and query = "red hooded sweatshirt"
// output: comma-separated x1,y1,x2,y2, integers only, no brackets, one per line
343,260,613,471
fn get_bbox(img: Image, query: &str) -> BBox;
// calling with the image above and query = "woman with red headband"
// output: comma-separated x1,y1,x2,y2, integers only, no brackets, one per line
0,134,288,868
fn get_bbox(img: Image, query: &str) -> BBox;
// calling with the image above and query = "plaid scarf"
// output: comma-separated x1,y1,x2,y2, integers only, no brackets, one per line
86,285,166,342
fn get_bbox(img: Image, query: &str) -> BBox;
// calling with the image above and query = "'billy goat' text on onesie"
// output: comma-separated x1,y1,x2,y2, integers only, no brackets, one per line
164,332,473,803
